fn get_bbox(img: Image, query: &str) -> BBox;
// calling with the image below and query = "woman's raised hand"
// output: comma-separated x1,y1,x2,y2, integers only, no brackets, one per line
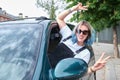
71,2,88,11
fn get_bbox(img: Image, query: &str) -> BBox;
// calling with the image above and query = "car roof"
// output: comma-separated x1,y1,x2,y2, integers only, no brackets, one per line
0,17,52,25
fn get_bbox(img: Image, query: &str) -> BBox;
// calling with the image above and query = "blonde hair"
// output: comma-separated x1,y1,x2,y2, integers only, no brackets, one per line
72,20,94,42
73,20,92,40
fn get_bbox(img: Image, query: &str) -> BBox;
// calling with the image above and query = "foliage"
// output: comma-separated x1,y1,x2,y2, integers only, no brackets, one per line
65,0,120,32
36,0,66,19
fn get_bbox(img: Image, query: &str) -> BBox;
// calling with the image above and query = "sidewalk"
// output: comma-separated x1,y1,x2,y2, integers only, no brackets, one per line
92,43,120,80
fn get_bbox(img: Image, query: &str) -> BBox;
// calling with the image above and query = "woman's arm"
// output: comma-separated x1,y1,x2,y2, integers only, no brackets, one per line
56,2,88,29
87,52,111,74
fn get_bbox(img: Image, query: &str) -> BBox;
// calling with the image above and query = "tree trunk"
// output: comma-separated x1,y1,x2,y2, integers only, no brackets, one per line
113,26,119,58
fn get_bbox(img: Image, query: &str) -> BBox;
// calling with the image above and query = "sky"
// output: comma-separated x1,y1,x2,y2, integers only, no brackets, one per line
0,0,48,17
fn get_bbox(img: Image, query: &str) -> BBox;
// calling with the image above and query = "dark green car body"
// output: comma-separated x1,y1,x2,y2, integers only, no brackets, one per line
0,17,96,80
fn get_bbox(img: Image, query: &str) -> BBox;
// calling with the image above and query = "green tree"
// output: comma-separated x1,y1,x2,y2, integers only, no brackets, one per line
66,0,120,58
36,0,66,19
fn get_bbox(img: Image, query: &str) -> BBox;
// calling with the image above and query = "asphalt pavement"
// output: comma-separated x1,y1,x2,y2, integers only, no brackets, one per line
92,43,120,80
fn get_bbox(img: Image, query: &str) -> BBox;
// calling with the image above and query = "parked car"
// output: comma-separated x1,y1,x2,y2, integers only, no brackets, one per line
0,17,96,80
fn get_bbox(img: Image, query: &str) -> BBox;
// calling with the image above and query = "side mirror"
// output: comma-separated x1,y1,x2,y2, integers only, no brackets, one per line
54,58,88,80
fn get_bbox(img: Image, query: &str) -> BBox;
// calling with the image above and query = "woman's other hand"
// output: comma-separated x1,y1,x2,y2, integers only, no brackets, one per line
91,52,111,72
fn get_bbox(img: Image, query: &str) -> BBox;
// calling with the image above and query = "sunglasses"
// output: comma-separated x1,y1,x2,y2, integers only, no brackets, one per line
76,29,89,35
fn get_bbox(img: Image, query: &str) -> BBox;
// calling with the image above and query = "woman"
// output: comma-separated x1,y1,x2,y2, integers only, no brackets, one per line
49,2,111,74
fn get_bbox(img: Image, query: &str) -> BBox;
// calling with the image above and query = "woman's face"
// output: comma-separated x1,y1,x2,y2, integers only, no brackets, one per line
76,25,89,45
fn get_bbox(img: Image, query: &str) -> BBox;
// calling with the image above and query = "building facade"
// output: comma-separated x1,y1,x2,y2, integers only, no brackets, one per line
0,8,19,21
97,25,120,44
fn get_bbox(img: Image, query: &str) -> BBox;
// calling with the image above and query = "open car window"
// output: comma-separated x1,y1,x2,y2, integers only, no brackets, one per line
48,22,61,53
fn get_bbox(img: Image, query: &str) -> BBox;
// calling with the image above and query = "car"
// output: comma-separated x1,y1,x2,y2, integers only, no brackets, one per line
0,17,96,80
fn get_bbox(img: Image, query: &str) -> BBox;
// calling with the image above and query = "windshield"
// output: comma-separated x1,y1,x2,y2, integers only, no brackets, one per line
0,24,43,80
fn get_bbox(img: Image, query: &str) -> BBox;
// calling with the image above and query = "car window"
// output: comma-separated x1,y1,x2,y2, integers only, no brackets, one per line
48,26,61,53
0,24,43,80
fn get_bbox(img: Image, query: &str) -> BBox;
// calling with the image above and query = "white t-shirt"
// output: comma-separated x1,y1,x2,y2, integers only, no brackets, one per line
60,25,90,64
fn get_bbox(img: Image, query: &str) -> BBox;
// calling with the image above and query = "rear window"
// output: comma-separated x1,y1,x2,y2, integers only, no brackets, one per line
0,23,43,80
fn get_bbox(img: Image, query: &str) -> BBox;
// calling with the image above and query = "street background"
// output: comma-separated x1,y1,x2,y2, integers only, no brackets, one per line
92,43,120,80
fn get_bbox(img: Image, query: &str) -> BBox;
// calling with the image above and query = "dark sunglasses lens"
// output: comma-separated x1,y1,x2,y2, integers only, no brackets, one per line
78,30,88,35
83,31,89,35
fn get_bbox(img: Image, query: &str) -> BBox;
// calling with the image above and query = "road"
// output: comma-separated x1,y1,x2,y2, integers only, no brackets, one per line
92,43,120,80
